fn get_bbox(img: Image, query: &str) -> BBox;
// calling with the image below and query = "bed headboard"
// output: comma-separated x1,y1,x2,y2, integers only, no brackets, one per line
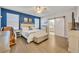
21,23,35,30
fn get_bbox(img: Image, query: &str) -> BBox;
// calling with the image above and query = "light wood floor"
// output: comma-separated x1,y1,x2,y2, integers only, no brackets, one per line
10,33,68,53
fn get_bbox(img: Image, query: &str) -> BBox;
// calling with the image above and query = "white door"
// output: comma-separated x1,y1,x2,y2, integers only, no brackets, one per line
54,17,65,37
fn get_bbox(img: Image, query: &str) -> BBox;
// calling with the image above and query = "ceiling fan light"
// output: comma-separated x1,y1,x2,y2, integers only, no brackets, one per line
37,10,42,13
34,6,46,14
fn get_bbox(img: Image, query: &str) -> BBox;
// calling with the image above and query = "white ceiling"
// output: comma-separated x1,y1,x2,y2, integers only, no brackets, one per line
1,6,74,17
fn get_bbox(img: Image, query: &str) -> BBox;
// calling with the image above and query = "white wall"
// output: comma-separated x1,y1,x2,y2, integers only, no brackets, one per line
41,9,74,38
76,7,79,22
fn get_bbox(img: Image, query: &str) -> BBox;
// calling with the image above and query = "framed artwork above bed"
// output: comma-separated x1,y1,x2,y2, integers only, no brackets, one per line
24,18,29,23
28,18,32,23
24,17,33,24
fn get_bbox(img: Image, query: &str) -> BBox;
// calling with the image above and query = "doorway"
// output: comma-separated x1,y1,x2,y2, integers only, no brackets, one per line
48,19,55,35
48,16,65,37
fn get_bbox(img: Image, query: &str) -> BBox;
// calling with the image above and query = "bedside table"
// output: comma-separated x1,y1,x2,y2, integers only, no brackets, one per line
14,30,22,38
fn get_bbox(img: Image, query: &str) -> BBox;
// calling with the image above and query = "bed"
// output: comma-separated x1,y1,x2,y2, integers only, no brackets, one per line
33,30,48,43
21,29,48,43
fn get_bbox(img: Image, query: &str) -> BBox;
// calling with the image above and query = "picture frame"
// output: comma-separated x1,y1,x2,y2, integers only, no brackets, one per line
24,18,29,23
28,18,32,23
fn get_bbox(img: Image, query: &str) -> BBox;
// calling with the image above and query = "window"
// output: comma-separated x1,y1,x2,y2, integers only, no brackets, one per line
34,18,39,29
7,13,19,30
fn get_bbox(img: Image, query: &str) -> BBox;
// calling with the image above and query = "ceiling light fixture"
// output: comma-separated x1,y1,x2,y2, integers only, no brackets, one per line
34,6,47,14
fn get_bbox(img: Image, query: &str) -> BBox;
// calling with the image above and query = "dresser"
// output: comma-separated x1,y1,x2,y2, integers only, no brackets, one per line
68,30,79,52
0,31,10,52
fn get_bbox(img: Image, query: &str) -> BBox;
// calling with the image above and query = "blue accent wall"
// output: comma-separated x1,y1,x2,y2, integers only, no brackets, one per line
0,8,1,28
1,8,40,29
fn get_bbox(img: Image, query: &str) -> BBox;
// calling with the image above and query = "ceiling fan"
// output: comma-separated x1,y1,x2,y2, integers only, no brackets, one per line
33,6,47,14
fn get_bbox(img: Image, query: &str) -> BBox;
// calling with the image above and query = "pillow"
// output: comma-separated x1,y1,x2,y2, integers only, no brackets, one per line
29,26,32,30
22,27,29,32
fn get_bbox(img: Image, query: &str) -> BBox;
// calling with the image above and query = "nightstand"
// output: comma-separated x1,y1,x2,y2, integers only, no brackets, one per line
14,30,22,38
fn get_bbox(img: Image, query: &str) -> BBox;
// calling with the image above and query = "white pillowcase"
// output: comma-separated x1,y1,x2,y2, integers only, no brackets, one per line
22,27,29,32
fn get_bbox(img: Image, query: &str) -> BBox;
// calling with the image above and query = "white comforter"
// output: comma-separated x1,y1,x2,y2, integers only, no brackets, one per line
21,29,47,43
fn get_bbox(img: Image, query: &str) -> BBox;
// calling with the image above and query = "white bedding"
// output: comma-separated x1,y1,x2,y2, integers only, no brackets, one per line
21,31,35,43
21,29,47,43
33,31,48,38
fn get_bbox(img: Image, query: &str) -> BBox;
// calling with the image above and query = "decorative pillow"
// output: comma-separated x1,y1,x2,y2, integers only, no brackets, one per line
22,27,29,32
